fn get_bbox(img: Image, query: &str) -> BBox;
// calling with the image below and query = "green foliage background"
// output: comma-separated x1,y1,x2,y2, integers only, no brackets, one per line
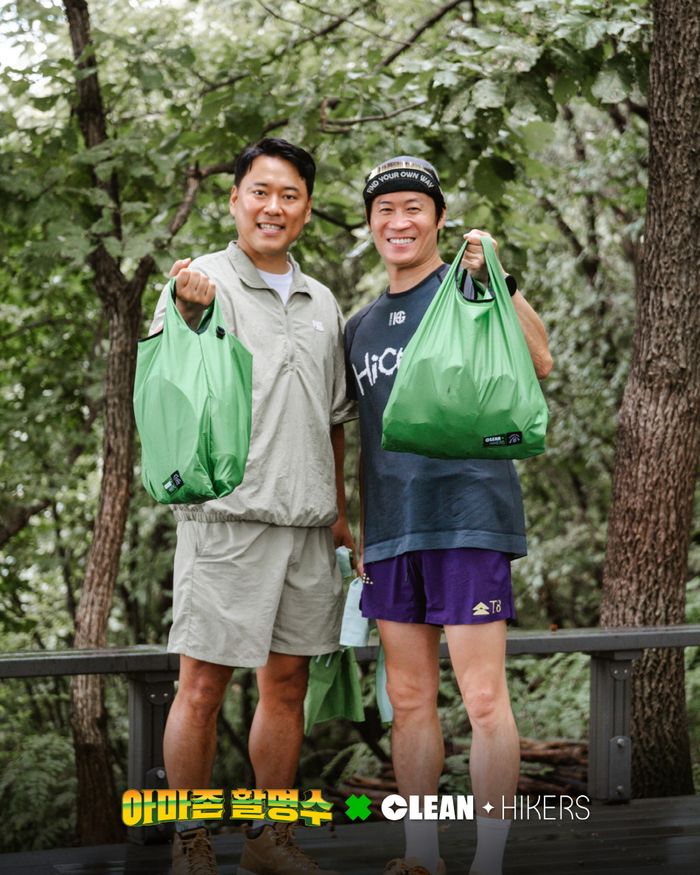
0,0,698,851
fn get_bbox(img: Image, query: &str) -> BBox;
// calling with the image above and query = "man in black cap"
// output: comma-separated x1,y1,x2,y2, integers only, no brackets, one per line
344,157,552,875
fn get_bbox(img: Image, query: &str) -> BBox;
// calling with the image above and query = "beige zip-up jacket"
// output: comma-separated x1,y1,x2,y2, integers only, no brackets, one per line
149,241,356,527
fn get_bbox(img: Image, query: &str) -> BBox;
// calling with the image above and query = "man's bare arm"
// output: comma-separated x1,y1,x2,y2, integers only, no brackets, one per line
330,424,356,557
462,229,553,380
512,289,553,379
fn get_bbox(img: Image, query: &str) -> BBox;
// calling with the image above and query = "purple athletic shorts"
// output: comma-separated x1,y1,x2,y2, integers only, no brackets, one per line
360,548,515,626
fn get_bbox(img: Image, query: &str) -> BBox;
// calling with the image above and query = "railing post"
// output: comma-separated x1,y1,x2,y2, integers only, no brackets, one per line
587,650,642,802
127,670,177,844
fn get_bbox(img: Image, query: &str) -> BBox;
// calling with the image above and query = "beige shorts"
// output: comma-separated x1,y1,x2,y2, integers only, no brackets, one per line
169,520,343,667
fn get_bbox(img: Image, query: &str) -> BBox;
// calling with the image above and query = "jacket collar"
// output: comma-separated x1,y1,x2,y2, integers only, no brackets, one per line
226,240,312,297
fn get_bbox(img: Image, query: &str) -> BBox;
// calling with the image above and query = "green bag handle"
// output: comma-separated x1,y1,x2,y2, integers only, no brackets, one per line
480,235,512,306
166,276,221,336
444,239,469,295
449,234,512,309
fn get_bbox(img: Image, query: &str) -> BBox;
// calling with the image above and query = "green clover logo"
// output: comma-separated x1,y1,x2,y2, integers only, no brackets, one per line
344,793,372,821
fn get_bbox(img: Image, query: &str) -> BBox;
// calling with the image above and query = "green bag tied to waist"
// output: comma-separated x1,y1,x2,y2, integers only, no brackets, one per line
133,279,253,504
381,237,548,460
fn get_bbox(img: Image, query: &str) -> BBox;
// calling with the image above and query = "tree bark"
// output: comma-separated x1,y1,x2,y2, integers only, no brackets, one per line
70,305,141,843
601,0,700,796
63,0,140,844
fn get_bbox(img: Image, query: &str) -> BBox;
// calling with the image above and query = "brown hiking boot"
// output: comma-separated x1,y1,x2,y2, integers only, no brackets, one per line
238,823,340,874
382,858,447,875
171,826,219,875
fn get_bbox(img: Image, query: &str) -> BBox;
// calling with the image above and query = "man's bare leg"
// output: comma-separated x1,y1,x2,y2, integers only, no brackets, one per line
249,651,310,787
445,621,519,874
164,654,233,788
164,653,232,875
378,620,443,874
242,653,341,874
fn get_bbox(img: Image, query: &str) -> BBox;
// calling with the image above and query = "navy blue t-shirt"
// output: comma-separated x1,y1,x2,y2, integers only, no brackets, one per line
344,266,527,564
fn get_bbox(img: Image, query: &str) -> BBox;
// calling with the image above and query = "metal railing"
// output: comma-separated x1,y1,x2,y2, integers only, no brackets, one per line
1,624,699,842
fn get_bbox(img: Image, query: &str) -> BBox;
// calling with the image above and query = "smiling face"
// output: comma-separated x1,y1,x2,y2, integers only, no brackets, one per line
368,190,445,271
230,155,312,271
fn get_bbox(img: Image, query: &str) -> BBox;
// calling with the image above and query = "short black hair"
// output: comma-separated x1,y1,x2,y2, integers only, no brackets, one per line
234,138,316,197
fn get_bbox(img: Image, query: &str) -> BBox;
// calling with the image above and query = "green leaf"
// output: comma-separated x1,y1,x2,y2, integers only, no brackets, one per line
459,27,501,49
552,74,578,104
471,79,505,109
103,236,121,259
31,94,61,111
521,157,551,179
591,68,627,104
473,157,509,200
85,188,114,208
562,16,609,52
512,43,543,75
94,159,118,181
519,120,555,151
7,78,30,98
200,90,232,121
433,68,460,88
137,63,164,92
491,156,516,181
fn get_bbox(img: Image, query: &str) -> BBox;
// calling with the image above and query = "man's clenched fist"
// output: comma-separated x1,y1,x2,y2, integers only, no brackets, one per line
168,258,217,329
461,229,500,285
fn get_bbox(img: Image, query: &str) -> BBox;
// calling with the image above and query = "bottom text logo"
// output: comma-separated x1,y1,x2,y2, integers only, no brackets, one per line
122,789,332,827
380,794,591,821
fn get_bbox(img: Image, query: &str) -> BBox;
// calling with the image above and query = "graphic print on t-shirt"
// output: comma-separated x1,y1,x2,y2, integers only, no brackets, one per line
351,345,404,396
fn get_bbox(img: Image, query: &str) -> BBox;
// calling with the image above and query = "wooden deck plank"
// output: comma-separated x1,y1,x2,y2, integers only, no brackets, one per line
1,796,698,874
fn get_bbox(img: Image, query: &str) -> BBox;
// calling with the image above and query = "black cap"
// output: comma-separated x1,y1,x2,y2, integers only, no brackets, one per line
363,156,446,216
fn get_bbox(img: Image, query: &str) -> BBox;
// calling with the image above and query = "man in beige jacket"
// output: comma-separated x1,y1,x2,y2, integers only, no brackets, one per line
150,138,354,875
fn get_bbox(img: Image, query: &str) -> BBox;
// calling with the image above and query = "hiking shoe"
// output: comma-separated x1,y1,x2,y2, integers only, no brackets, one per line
171,826,219,875
382,858,447,875
238,823,340,874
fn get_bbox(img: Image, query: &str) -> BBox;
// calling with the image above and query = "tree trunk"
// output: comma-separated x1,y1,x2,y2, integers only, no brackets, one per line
71,303,141,844
61,0,140,843
601,0,700,797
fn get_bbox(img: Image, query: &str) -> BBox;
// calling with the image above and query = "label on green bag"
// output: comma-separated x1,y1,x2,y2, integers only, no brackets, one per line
483,432,522,448
163,470,184,494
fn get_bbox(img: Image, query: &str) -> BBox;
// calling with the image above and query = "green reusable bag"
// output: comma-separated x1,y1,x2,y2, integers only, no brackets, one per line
133,279,253,504
304,548,365,731
375,644,393,725
303,649,365,733
381,237,548,460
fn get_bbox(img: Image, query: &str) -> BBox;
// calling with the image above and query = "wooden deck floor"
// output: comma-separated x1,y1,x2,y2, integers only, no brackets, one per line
1,796,698,875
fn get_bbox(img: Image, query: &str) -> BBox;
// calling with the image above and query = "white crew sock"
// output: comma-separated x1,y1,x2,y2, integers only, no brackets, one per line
404,818,441,873
469,816,511,875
